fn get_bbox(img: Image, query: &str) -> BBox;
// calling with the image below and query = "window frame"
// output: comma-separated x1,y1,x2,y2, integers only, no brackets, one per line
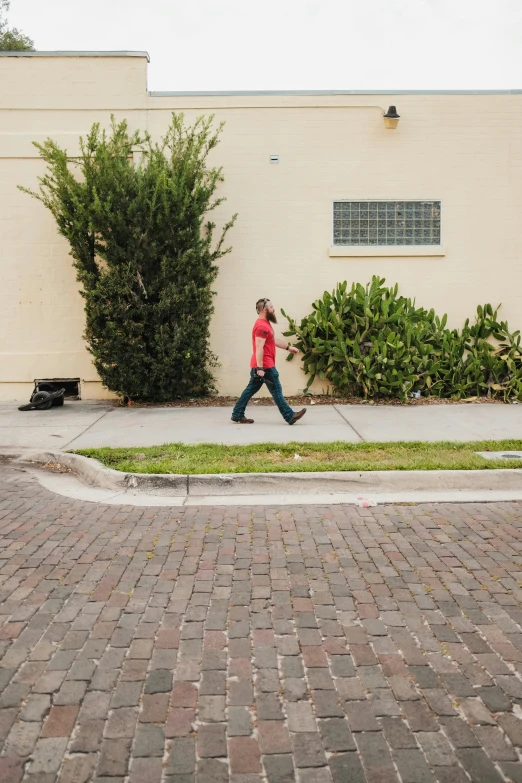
331,199,443,249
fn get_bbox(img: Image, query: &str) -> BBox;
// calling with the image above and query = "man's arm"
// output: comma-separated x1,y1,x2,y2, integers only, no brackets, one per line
255,336,266,374
275,337,299,355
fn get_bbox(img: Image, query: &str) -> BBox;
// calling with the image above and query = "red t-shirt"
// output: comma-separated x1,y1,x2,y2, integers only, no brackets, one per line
250,318,276,368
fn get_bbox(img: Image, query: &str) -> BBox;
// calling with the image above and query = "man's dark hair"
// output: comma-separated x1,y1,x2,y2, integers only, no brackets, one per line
256,298,269,313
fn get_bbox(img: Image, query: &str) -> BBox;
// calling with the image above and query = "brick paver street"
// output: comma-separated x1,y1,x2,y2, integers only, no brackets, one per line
0,462,521,782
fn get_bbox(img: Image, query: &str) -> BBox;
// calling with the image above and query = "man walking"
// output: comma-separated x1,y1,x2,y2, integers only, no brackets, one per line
231,298,307,425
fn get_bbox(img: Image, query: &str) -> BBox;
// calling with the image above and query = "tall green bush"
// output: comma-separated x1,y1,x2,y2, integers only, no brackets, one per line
20,114,236,401
282,277,522,402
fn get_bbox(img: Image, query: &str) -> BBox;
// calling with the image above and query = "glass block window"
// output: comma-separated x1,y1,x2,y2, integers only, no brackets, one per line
333,201,441,246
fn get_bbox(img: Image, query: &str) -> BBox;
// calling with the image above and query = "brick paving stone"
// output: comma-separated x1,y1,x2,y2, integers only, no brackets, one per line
165,737,196,775
277,636,300,656
199,695,226,722
421,689,457,716
299,770,333,783
110,682,142,709
1,465,522,783
473,725,518,761
253,647,277,668
307,669,335,690
40,705,78,737
128,758,163,783
256,668,280,693
356,730,396,778
312,690,344,717
401,700,439,732
0,707,17,744
302,646,328,667
29,737,68,774
290,732,327,767
263,754,295,783
498,713,522,746
70,718,104,752
500,762,522,783
202,650,227,670
417,731,457,766
335,676,366,701
283,657,305,678
165,707,195,737
475,685,512,713
200,671,226,695
380,716,417,748
350,644,378,666
197,723,227,757
196,758,229,783
258,720,292,754
256,693,284,720
144,668,172,693
33,672,66,695
3,720,40,756
458,698,496,725
171,681,197,708
227,706,253,736
97,738,133,776
456,747,505,782
134,723,165,757
432,767,470,783
284,678,307,702
78,691,111,721
441,716,481,748
140,693,169,723
329,752,366,783
286,702,317,732
393,749,436,783
319,717,356,751
494,674,522,698
344,701,380,732
369,688,402,717
0,756,24,783
19,694,51,722
58,754,97,783
229,737,262,773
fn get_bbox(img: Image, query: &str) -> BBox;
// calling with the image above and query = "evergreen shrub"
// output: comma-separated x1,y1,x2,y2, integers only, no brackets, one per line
21,114,236,401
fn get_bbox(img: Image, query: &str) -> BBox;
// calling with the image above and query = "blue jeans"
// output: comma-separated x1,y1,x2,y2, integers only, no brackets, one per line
232,367,295,424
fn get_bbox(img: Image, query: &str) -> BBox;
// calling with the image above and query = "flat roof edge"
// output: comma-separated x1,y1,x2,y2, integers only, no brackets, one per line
150,89,522,96
0,50,150,61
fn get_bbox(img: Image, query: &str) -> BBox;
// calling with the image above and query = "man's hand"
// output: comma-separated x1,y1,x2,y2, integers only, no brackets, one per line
288,346,299,355
256,368,265,377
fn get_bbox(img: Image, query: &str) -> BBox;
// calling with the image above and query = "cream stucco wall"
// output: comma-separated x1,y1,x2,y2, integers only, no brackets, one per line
1,52,521,400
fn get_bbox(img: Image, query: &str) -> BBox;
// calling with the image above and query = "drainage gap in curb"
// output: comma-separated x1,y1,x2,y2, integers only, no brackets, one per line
476,451,522,461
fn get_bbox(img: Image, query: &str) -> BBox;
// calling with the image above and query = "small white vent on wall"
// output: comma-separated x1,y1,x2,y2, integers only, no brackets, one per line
270,154,279,164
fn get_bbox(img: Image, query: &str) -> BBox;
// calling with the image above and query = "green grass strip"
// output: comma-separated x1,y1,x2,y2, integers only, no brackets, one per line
75,440,522,475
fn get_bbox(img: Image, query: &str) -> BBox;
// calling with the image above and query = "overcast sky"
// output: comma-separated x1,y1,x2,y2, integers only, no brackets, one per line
8,0,522,91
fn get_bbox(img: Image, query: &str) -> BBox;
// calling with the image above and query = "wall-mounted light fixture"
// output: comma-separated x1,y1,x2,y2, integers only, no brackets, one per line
383,106,400,130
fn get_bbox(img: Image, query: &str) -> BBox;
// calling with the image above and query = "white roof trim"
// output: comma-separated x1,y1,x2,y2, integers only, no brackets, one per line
0,51,150,61
151,88,522,96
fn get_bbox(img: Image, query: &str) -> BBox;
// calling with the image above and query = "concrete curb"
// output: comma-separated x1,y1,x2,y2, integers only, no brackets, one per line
14,450,522,497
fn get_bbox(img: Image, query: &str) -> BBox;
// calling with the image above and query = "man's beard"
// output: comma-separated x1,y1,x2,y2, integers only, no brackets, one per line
267,311,278,324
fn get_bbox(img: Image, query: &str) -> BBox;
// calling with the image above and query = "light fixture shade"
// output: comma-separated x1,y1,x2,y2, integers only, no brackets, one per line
383,105,400,129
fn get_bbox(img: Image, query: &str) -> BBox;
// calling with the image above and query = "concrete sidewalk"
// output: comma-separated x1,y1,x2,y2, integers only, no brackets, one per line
1,400,522,450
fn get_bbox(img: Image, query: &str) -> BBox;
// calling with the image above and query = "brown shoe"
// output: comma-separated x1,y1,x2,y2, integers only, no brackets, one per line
231,417,254,424
289,408,306,425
